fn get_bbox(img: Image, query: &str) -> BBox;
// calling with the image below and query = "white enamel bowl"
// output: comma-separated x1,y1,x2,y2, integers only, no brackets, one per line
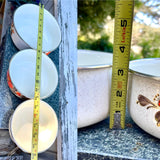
7,49,58,99
78,50,113,128
128,58,160,138
9,99,58,153
44,50,113,152
11,4,61,54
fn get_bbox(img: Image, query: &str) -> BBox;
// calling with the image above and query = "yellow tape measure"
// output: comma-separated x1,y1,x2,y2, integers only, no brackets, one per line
109,0,134,129
31,3,44,160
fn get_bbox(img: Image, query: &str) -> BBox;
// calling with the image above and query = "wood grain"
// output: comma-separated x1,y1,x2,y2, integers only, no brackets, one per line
54,0,78,160
0,129,17,156
1,0,12,43
44,0,54,15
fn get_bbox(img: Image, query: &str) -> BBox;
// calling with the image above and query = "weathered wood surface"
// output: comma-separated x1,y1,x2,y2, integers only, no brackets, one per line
44,0,54,15
0,0,5,41
0,156,23,159
54,0,78,160
1,0,12,43
22,151,57,160
0,0,78,159
0,129,16,156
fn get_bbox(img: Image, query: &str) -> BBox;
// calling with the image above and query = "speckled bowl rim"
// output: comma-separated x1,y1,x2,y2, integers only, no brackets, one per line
78,64,112,70
129,58,160,80
78,50,113,70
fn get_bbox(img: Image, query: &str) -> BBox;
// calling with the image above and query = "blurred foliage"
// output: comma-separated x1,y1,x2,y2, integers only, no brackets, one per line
130,50,143,60
78,0,160,60
134,0,160,26
78,0,142,36
78,35,113,53
89,35,113,52
131,30,160,60
78,0,115,35
139,40,160,58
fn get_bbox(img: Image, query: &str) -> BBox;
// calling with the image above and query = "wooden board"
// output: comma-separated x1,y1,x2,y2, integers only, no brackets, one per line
44,0,54,15
54,0,78,160
1,0,12,43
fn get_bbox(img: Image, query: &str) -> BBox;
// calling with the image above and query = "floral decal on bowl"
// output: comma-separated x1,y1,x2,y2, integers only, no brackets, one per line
137,94,160,127
7,70,27,99
11,23,15,35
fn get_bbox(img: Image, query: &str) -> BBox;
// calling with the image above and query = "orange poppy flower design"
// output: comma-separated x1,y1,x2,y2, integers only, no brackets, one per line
11,23,15,34
7,71,27,99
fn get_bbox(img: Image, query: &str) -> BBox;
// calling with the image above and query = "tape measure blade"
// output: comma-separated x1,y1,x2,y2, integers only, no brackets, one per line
109,0,134,129
31,3,44,160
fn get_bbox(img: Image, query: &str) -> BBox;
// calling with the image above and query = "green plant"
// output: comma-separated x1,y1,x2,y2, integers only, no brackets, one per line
90,35,113,52
78,35,113,53
130,50,143,61
139,39,160,58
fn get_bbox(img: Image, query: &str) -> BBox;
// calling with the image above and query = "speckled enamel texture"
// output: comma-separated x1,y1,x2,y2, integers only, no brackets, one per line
78,50,113,128
128,58,160,139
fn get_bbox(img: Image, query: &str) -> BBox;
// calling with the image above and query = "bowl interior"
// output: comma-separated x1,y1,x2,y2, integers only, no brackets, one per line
9,49,58,99
14,4,61,52
78,50,113,68
129,58,160,77
10,100,58,153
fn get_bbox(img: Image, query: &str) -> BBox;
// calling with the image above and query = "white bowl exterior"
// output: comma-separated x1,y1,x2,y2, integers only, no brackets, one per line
11,23,30,50
13,4,61,52
9,100,58,153
78,68,112,128
77,50,112,128
128,74,160,138
9,49,58,99
128,58,160,139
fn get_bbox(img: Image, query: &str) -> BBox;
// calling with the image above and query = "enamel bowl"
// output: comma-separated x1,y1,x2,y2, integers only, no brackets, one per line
9,99,58,153
7,49,58,99
78,50,113,128
11,4,61,54
128,58,160,138
44,50,113,152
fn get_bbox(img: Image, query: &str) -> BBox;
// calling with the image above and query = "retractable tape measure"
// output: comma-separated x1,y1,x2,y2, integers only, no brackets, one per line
109,0,134,129
31,2,44,160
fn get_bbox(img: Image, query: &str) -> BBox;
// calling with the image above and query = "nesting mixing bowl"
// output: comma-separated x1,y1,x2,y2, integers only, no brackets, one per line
128,58,160,138
77,50,113,128
7,49,58,99
11,3,61,54
9,99,58,153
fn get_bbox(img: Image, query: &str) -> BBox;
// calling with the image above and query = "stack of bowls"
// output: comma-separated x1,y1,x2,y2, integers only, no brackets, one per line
7,3,61,153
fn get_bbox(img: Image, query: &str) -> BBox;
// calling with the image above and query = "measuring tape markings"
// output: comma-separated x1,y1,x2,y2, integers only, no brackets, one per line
31,3,44,160
110,0,134,129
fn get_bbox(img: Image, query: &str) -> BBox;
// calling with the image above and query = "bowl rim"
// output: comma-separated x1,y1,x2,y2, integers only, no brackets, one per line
11,22,30,49
78,49,113,70
129,58,160,80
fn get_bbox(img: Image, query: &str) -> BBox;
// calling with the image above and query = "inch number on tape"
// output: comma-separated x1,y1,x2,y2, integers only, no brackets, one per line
31,2,44,160
109,0,134,129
